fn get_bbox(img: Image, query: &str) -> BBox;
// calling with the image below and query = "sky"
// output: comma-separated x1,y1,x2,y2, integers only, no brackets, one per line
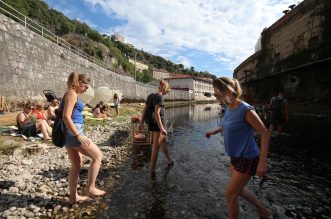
43,0,298,78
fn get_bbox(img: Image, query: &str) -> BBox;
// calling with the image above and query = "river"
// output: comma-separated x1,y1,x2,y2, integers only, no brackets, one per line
96,103,331,219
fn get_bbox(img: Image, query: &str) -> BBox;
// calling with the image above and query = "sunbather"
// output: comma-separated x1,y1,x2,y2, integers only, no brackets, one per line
93,103,109,118
32,102,48,121
16,103,52,139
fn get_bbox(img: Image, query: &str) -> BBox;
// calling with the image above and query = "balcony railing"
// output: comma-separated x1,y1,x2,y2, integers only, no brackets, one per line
0,0,131,77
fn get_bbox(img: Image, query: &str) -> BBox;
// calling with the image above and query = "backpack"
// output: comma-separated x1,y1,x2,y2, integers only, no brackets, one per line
271,97,284,113
52,96,66,147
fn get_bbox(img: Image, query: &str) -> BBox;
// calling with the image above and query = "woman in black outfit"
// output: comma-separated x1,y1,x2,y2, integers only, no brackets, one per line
139,80,173,176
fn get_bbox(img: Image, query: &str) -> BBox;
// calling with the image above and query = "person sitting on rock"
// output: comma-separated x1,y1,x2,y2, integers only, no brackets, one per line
16,103,52,139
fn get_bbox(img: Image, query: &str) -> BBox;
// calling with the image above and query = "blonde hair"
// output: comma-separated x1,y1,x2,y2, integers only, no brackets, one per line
67,71,91,90
212,77,242,99
159,80,169,91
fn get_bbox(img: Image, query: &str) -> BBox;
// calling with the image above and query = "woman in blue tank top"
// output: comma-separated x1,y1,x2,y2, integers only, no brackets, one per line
62,71,105,205
205,77,272,219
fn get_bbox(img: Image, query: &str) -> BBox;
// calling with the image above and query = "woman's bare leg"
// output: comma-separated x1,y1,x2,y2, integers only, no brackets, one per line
66,147,90,204
115,106,119,116
159,134,172,163
77,140,105,196
228,165,271,218
150,131,161,173
36,120,50,139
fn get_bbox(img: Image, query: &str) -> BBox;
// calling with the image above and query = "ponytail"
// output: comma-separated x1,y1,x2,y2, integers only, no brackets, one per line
159,80,169,91
67,71,79,90
67,70,91,90
232,78,242,99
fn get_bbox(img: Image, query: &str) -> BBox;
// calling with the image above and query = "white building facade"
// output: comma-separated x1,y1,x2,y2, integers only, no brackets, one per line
152,69,171,80
165,75,215,100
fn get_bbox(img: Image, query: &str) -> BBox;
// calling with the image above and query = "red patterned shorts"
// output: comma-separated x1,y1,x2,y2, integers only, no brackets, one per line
230,156,260,176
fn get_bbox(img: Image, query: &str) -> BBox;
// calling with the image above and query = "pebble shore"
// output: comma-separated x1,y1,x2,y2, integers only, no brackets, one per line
0,120,132,218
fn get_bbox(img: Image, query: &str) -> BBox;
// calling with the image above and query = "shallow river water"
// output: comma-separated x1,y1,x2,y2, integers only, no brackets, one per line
96,103,331,219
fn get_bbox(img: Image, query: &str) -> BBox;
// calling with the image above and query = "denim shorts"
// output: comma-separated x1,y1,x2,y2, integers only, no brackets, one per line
65,123,84,147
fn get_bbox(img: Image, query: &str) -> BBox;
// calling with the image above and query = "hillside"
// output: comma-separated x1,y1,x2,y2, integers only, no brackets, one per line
2,0,216,82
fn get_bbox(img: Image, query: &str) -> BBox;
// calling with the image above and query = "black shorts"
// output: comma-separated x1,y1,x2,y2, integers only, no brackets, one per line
20,124,37,137
230,156,259,176
146,119,164,132
270,112,283,126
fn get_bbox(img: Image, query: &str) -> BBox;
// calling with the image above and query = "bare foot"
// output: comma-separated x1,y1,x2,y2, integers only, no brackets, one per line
86,188,106,197
68,195,90,205
259,208,272,218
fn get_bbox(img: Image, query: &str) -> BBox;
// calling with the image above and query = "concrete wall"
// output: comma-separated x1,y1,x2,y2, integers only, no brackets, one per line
0,13,190,102
266,0,323,60
232,0,328,104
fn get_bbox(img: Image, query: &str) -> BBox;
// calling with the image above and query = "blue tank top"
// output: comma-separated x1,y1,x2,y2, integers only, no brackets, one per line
220,101,259,158
72,98,84,124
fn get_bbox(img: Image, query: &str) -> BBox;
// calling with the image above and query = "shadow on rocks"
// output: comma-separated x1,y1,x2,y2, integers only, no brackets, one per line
37,167,69,182
0,180,15,189
0,193,65,217
101,130,130,147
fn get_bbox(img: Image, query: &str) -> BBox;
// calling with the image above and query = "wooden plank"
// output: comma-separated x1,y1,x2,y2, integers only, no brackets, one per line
0,96,9,112
0,96,3,111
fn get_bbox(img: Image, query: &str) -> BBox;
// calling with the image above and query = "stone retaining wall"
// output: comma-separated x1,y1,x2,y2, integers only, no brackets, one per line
0,14,190,102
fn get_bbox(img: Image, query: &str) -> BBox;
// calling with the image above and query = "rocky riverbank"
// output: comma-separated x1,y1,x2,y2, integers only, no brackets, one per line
0,120,134,218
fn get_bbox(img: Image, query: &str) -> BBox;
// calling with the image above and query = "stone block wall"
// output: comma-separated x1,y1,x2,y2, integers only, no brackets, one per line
0,13,190,102
267,0,323,60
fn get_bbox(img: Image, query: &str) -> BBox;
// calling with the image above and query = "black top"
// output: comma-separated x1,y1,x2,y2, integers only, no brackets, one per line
144,93,165,124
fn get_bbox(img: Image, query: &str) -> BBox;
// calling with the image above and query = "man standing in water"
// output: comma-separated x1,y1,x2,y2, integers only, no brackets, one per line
268,91,288,136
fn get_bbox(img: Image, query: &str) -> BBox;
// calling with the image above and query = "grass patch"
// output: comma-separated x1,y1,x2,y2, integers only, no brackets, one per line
0,112,17,127
84,119,110,128
84,103,143,128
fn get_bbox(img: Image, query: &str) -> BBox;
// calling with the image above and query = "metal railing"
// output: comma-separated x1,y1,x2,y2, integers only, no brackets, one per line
0,0,131,77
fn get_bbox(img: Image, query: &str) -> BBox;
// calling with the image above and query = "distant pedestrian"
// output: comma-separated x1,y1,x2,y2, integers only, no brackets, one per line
139,80,173,177
205,77,272,219
113,93,120,116
268,91,288,135
62,71,105,204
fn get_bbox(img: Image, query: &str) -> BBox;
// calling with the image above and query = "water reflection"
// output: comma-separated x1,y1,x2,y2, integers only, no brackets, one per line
166,103,221,125
97,103,331,218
